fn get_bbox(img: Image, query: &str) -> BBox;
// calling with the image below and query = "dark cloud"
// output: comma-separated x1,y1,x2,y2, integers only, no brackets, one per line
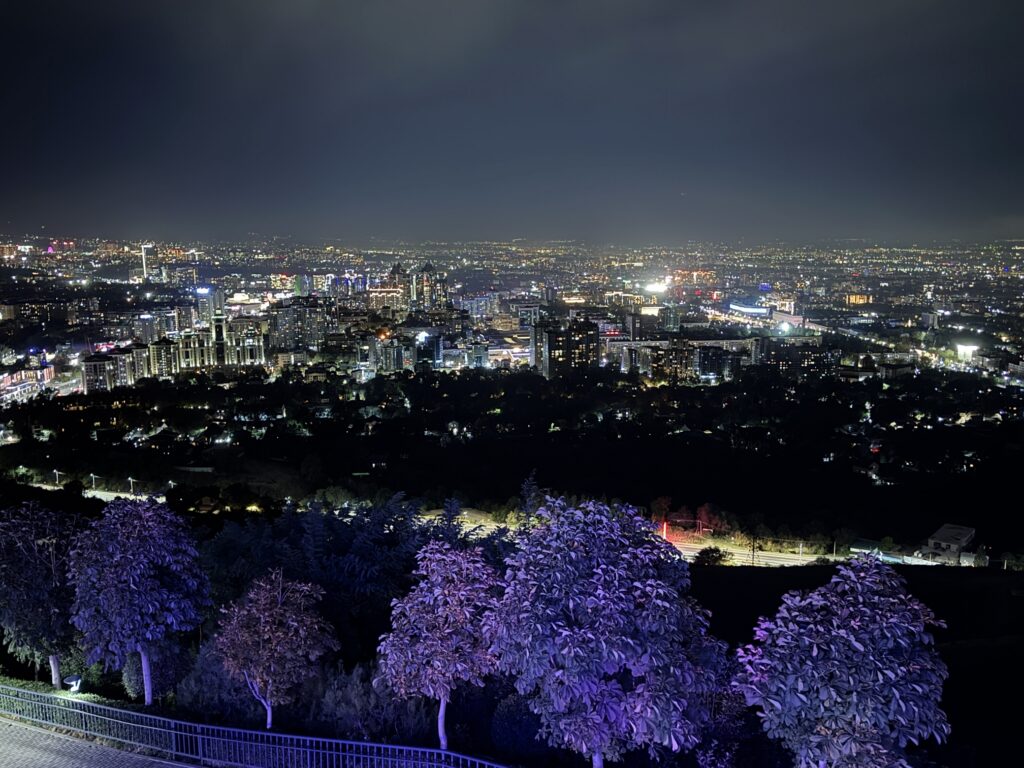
1,0,1021,242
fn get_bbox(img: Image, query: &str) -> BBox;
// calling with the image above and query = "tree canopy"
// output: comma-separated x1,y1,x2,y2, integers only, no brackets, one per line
0,502,81,687
734,555,950,767
68,498,208,705
377,541,498,749
486,498,725,768
217,568,338,729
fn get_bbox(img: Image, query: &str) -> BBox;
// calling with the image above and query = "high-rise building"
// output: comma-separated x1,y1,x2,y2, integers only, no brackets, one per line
470,342,489,368
514,302,542,329
410,262,449,311
131,344,152,380
537,318,600,378
367,286,406,311
107,347,139,387
148,338,180,377
81,354,115,393
228,317,267,366
196,286,225,325
368,263,412,312
269,297,332,351
694,345,745,381
377,337,414,372
625,312,642,340
131,314,161,344
140,243,156,279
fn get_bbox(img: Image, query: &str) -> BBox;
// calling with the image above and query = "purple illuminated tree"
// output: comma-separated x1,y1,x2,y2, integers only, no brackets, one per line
733,555,950,767
217,568,338,729
0,502,80,688
486,499,724,768
376,542,498,750
69,498,208,706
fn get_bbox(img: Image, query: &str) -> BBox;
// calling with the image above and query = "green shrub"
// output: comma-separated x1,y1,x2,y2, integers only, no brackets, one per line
122,641,192,702
314,663,432,744
175,640,262,727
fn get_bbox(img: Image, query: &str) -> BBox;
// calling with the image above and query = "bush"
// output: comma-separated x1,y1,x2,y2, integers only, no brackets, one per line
0,673,137,709
315,663,432,744
693,546,731,566
176,640,262,727
61,645,109,691
490,506,509,525
122,641,192,702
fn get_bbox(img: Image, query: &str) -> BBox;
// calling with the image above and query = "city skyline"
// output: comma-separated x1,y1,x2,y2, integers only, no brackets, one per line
3,1,1023,243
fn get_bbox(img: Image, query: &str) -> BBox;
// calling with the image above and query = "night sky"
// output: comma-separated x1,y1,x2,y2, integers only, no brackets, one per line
3,1,1022,243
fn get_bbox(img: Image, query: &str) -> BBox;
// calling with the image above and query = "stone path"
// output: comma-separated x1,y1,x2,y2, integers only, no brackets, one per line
0,720,184,768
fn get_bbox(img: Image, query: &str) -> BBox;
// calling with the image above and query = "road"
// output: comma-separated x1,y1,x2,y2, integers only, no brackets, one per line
450,510,832,567
0,720,182,768
673,539,827,567
27,483,165,504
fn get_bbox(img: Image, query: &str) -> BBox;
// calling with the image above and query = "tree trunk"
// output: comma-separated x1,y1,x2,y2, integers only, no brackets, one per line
592,752,604,768
437,696,449,750
48,655,61,689
139,647,153,706
264,701,273,730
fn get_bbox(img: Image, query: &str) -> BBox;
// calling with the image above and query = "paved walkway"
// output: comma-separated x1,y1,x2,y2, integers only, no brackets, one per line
0,720,184,768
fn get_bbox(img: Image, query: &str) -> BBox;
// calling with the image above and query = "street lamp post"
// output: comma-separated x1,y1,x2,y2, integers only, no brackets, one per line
127,477,136,495
53,469,63,485
89,473,100,490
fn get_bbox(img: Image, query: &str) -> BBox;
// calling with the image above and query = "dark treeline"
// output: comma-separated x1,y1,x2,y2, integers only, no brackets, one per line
3,366,1023,552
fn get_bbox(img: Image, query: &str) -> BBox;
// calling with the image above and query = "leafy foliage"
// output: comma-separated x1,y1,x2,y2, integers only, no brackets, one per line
423,498,473,547
68,499,208,686
693,546,732,567
217,568,338,729
202,495,426,663
515,470,543,528
377,542,498,748
0,502,80,670
176,640,263,727
121,639,192,702
486,498,724,765
315,663,433,744
733,554,950,767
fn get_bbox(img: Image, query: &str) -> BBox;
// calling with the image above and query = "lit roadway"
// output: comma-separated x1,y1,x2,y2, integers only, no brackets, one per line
27,483,165,504
672,539,828,567
449,510,833,567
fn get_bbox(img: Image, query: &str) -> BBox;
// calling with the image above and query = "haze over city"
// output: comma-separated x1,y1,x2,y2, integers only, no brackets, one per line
3,1,1023,242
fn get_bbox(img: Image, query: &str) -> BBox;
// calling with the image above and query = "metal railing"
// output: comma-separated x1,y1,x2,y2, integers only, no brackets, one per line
0,684,505,768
